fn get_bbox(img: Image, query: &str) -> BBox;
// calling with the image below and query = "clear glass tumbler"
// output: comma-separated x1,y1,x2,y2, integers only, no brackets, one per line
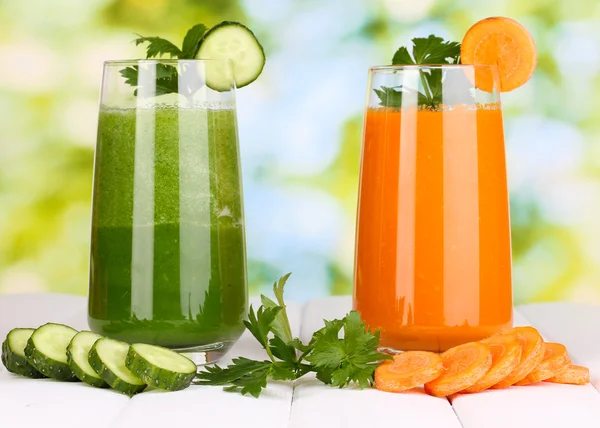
88,59,247,363
353,65,513,352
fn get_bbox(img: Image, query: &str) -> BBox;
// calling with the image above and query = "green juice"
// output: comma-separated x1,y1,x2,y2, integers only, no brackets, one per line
88,106,247,349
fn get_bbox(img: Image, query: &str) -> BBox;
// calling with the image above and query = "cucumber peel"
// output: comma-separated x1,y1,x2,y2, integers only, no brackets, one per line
1,328,45,379
24,323,78,381
126,343,197,391
67,331,108,388
196,21,266,91
89,338,146,396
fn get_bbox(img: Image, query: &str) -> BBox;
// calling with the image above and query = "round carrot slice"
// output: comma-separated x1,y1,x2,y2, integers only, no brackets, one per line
462,334,521,393
424,342,492,397
491,326,544,389
516,342,571,386
460,17,537,92
545,365,590,385
374,351,443,393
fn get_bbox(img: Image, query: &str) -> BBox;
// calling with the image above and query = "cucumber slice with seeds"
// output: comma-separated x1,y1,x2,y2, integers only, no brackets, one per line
24,323,78,381
2,328,45,378
89,338,146,396
67,331,108,388
196,21,265,91
125,343,197,391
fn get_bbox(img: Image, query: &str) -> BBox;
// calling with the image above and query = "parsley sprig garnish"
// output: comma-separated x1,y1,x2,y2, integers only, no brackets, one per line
194,273,392,397
120,23,207,96
375,35,463,108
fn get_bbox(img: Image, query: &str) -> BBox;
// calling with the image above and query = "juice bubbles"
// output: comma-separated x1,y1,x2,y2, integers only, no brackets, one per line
353,65,513,352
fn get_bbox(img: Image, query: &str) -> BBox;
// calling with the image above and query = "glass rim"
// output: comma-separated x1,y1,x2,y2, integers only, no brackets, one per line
369,64,498,71
103,58,233,66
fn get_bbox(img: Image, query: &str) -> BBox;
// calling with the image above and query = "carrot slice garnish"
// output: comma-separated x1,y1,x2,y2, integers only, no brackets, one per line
545,365,590,385
424,342,492,397
491,326,544,389
374,351,443,393
460,17,537,92
461,334,521,393
515,342,571,386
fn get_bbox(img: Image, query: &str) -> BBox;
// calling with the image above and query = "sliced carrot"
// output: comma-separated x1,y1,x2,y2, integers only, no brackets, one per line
460,17,537,92
515,342,571,386
424,342,492,397
461,334,521,393
545,365,590,385
491,326,544,389
374,351,443,393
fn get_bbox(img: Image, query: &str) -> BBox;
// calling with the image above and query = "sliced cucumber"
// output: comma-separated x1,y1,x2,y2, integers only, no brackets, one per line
1,328,45,379
125,343,197,391
196,21,265,91
24,323,78,381
67,331,108,388
89,338,146,396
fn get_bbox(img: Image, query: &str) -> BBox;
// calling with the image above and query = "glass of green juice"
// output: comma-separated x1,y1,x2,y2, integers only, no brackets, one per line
88,59,247,364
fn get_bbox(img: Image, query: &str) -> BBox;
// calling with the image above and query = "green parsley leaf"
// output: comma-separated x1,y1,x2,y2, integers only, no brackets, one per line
203,359,273,398
270,362,298,381
332,363,378,389
118,64,179,96
423,68,444,103
315,367,335,385
412,35,460,65
119,66,139,87
289,337,311,353
195,357,272,386
392,46,414,65
260,272,294,344
195,280,224,330
269,336,297,363
231,366,271,398
181,23,207,59
373,86,430,108
305,318,346,369
244,304,282,349
134,35,182,59
306,311,391,389
342,311,371,350
377,35,463,108
373,86,403,108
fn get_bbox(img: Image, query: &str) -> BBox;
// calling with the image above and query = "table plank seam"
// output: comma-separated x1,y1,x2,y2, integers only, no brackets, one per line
286,299,309,427
515,306,600,397
286,380,298,427
107,396,133,427
446,397,465,428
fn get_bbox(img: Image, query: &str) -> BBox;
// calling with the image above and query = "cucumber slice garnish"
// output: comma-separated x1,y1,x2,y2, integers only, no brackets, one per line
196,21,265,91
66,331,108,388
125,343,197,391
24,323,78,381
89,338,146,396
1,328,45,379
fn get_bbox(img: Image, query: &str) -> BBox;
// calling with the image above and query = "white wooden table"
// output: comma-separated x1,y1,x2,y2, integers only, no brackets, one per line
2,293,600,428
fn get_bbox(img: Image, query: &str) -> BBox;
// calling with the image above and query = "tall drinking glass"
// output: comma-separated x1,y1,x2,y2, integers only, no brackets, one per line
353,65,512,352
88,59,247,363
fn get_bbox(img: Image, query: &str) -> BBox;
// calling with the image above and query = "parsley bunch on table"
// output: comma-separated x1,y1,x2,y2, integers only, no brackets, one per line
194,273,392,397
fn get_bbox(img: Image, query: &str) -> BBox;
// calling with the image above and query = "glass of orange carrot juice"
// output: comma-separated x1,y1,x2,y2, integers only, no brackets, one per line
353,64,512,352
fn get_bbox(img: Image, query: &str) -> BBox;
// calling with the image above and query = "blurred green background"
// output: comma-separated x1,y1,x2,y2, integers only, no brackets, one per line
0,0,599,303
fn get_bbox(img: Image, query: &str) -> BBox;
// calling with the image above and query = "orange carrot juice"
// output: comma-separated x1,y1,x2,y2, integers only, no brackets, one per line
353,104,513,352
